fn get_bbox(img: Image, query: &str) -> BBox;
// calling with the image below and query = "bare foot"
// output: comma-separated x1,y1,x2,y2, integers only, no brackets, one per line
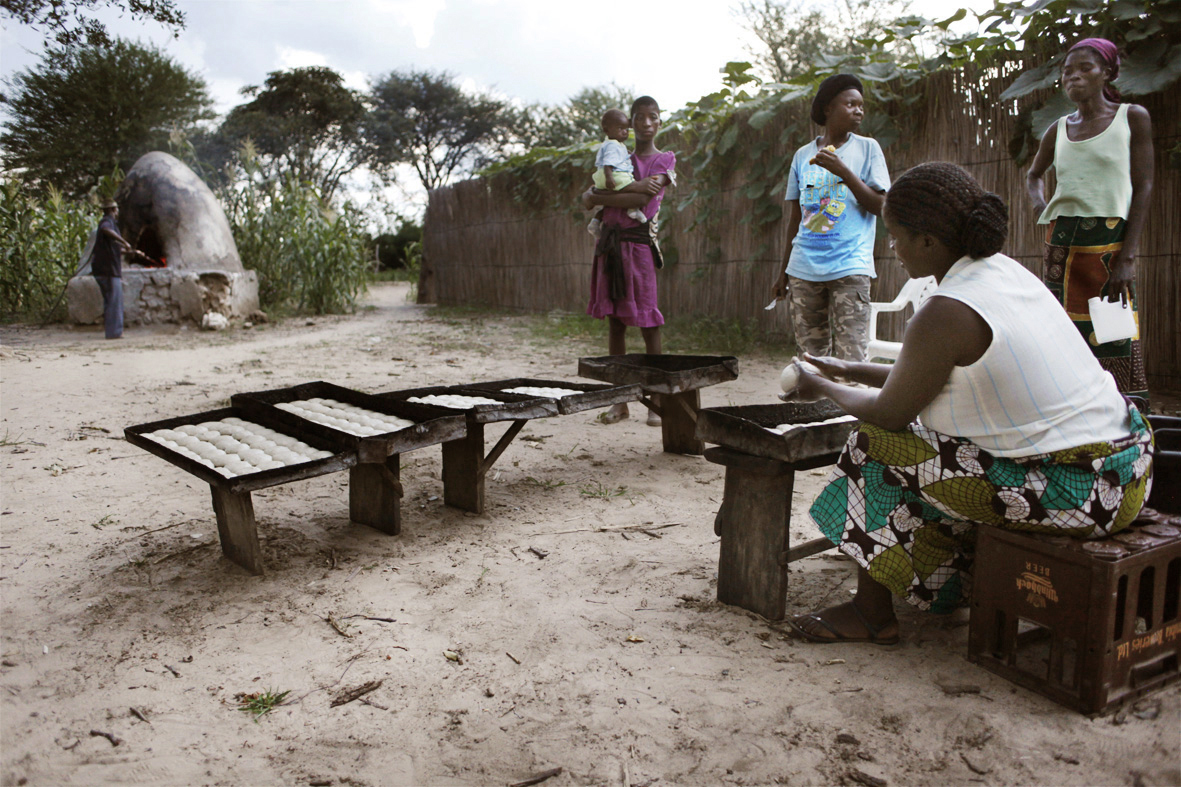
787,601,900,645
597,404,629,424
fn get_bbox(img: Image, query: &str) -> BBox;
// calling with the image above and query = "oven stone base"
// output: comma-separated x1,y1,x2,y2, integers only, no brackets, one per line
67,269,260,326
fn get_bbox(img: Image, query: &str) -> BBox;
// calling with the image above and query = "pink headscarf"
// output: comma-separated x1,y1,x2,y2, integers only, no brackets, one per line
1069,37,1122,102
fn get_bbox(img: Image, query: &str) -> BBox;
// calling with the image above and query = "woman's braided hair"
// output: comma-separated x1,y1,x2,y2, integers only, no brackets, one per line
885,162,1009,259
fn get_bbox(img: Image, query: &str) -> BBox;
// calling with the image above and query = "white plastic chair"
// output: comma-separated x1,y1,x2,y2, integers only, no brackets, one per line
866,276,938,362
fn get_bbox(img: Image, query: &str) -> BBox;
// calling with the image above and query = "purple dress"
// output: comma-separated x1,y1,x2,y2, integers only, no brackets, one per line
587,150,676,327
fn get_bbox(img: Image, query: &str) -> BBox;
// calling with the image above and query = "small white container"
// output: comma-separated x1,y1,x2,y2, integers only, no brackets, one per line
1088,297,1137,344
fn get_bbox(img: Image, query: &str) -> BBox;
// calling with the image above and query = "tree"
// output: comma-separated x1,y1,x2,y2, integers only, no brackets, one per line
371,220,422,271
217,66,371,201
367,69,511,192
517,84,637,148
0,39,212,196
738,0,918,82
1,0,184,48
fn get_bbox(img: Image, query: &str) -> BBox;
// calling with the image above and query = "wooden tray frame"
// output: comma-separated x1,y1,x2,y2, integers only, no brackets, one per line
377,385,558,423
577,353,739,394
125,406,353,494
696,403,857,464
231,380,466,462
459,378,642,415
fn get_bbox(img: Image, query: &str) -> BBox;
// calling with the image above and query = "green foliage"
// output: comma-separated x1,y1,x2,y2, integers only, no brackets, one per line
662,313,775,357
664,61,808,250
0,38,212,197
1,0,184,49
739,0,920,82
812,0,1180,161
0,178,93,322
942,0,1181,163
367,69,513,192
94,166,125,204
478,140,598,216
371,220,423,271
218,67,371,201
220,147,370,315
522,309,780,358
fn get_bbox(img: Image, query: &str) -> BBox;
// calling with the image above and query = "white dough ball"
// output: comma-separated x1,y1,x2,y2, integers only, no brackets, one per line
779,357,821,393
779,363,801,393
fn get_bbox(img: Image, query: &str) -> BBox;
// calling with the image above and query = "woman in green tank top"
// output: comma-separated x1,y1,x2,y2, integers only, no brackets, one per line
1025,37,1154,405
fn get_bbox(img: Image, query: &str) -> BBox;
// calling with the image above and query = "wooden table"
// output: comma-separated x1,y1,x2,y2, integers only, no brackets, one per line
127,384,466,575
233,381,465,539
381,382,639,515
697,402,857,620
578,354,739,455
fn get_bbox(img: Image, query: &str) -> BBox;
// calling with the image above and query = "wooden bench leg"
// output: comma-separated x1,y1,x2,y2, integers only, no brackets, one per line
715,461,794,619
349,454,403,535
442,423,485,514
210,484,264,575
661,390,702,455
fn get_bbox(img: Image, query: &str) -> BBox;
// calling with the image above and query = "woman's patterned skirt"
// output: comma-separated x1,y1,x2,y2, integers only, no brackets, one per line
809,408,1154,613
1043,216,1148,401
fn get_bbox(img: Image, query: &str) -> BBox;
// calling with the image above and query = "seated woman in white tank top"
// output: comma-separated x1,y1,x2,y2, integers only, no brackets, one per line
782,162,1153,645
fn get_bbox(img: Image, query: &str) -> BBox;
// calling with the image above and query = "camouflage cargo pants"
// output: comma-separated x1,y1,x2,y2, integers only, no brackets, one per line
787,274,871,362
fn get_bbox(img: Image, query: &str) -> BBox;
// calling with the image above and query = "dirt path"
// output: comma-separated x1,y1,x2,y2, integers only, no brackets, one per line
2,283,1177,787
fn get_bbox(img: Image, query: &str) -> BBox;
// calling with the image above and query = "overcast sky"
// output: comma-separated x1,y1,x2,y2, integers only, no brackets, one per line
1,0,990,114
1,0,989,216
2,0,771,115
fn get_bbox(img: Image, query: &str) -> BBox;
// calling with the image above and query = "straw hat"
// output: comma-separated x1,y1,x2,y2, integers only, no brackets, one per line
101,199,118,209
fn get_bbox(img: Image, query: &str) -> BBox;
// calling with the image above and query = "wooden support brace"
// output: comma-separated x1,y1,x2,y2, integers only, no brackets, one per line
210,484,264,575
672,394,698,422
781,537,835,564
479,420,526,478
349,454,403,535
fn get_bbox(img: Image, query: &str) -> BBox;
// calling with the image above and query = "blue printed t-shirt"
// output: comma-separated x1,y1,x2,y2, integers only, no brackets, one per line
595,139,634,173
784,134,889,282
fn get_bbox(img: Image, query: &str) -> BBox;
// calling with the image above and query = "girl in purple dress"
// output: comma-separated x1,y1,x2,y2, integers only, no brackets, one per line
582,95,677,425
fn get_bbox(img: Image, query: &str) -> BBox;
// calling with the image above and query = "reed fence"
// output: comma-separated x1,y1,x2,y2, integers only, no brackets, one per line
424,63,1180,390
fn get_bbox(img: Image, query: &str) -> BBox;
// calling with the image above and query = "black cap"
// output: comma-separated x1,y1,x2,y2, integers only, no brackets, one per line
811,74,864,126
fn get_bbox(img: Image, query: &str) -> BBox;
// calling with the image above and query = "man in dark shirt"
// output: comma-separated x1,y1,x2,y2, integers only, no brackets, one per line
91,200,143,339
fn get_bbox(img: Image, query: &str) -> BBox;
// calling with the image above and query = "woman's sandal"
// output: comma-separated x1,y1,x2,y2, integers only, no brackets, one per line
785,602,900,646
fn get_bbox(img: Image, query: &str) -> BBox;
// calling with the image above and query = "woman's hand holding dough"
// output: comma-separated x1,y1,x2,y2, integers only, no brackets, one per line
801,353,847,381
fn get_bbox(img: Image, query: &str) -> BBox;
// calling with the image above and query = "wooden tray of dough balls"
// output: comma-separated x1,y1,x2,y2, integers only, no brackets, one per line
378,385,559,424
231,381,467,461
696,402,858,463
459,378,643,415
125,407,353,493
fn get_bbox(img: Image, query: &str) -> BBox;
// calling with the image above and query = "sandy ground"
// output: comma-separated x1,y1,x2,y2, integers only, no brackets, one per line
1,282,1178,787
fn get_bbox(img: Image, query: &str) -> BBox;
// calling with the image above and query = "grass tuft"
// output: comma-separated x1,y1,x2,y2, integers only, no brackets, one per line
236,689,291,721
579,481,629,499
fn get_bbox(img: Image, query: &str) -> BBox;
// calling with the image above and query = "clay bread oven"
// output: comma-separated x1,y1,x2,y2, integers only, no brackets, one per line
68,151,259,327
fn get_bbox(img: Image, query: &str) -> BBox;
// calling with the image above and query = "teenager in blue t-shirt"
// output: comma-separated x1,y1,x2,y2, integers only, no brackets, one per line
770,74,890,364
